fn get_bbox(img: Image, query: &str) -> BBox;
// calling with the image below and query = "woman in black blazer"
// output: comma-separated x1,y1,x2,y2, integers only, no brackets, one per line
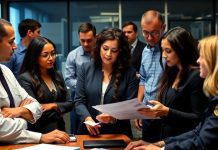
74,28,138,138
125,35,218,150
18,37,73,134
137,27,208,141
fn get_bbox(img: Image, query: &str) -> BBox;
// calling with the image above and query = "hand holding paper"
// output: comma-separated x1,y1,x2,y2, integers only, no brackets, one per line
92,98,159,120
84,120,101,126
138,100,169,118
84,117,101,135
96,113,116,124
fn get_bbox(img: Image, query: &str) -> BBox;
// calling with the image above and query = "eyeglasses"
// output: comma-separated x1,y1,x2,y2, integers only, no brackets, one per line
40,51,57,59
142,30,160,37
102,45,119,53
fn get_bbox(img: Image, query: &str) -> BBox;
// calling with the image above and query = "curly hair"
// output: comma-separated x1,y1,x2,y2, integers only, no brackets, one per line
92,27,131,101
20,36,67,100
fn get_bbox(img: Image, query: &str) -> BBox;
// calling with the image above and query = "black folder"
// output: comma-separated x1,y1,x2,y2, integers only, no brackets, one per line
83,139,127,148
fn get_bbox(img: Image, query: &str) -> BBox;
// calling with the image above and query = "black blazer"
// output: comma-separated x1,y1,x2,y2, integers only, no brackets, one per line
131,40,146,72
159,69,208,139
74,61,138,137
165,96,218,150
18,71,73,133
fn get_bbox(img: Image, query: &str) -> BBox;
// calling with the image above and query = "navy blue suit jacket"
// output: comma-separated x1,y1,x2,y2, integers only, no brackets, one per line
165,96,218,150
74,61,138,137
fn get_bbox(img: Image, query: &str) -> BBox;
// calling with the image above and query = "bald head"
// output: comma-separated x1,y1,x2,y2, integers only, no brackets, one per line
141,10,165,47
141,10,164,26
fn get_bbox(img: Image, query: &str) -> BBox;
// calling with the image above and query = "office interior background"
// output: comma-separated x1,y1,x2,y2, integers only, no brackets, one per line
1,0,218,74
0,0,218,134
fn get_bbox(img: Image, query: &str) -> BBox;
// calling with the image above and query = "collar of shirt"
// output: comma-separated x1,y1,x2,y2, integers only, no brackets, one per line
15,41,27,53
145,43,160,52
131,39,138,50
78,46,90,56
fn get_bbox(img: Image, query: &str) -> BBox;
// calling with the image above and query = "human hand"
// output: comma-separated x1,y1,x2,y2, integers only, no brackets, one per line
19,98,33,107
134,119,142,130
125,140,148,150
41,103,58,112
130,144,161,150
40,129,70,144
96,113,116,124
1,107,22,118
138,100,169,118
136,73,140,79
85,116,101,136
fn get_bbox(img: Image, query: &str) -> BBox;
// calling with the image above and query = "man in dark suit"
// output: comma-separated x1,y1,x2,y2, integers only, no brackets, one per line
122,21,146,77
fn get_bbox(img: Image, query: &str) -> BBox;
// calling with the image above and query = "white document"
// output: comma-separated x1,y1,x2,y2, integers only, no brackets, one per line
84,120,101,126
16,144,80,150
93,98,159,120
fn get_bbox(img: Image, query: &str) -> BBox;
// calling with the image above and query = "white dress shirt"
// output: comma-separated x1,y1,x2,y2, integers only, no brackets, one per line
0,64,43,144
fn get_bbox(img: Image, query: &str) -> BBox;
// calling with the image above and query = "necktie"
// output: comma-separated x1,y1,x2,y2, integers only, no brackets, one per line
0,68,15,107
130,45,134,55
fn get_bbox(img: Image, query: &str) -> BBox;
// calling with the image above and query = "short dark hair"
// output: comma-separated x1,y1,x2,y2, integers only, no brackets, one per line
0,19,12,41
122,21,138,32
18,19,41,38
78,22,96,36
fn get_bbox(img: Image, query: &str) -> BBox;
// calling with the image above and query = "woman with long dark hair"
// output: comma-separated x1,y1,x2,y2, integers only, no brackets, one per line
18,36,73,133
74,28,137,138
136,27,208,141
125,35,218,150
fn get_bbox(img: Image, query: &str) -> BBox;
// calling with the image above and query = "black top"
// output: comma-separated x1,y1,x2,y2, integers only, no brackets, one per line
159,68,208,139
18,71,73,133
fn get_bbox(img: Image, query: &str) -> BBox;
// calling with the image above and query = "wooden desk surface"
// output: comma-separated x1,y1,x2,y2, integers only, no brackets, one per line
0,134,131,150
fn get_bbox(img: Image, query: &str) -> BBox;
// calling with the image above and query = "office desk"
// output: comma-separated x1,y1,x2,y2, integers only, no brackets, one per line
0,134,131,150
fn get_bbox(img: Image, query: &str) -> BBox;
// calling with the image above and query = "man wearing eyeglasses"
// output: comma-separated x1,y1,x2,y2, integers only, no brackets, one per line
135,10,166,142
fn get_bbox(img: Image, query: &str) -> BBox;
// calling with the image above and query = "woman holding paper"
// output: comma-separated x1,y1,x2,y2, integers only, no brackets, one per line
125,35,218,150
74,27,138,138
136,27,208,141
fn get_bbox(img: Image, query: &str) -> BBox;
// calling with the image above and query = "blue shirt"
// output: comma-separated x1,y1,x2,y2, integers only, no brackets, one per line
65,46,92,91
4,41,26,78
139,44,164,103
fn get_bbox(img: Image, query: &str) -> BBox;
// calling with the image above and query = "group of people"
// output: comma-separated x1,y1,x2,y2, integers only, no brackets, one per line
0,9,217,150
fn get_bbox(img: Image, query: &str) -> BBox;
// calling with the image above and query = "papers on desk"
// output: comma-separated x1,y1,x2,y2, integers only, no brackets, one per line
93,98,159,120
16,144,80,150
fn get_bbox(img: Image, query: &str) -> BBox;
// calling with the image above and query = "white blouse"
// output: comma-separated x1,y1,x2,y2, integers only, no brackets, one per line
100,82,109,105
